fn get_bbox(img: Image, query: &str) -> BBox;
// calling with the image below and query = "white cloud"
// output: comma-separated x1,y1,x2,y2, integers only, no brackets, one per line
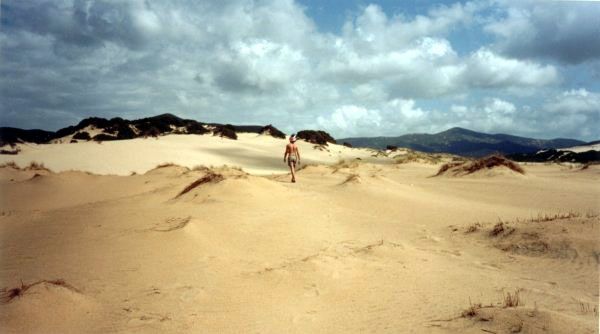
544,89,600,114
484,1,600,64
317,105,382,136
0,0,597,140
462,48,559,88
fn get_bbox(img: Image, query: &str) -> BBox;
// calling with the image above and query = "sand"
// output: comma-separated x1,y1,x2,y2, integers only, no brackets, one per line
0,133,380,175
0,134,598,333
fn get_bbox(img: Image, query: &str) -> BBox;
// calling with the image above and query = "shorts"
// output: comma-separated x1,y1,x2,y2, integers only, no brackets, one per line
287,156,297,166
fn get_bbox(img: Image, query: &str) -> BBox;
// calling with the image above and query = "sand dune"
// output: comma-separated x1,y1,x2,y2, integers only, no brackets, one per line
0,135,598,333
0,133,383,176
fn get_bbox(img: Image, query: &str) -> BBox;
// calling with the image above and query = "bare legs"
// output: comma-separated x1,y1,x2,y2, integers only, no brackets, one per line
289,162,296,183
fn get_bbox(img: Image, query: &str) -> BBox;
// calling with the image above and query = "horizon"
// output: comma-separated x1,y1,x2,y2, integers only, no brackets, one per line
1,0,600,141
2,111,595,142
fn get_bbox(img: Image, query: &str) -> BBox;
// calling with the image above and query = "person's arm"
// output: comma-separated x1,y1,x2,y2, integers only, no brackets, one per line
296,147,301,163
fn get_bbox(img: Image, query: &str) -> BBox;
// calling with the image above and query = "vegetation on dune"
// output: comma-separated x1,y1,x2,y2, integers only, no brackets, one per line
92,133,118,141
435,155,524,176
260,124,286,139
72,131,91,140
175,172,225,198
213,124,238,140
296,130,335,145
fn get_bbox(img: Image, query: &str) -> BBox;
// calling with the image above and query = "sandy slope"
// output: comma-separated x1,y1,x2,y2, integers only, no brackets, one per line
0,133,382,175
0,136,598,333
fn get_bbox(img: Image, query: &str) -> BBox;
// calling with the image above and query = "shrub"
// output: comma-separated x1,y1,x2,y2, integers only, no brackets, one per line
214,125,237,140
342,142,353,148
92,133,118,141
141,126,161,138
0,147,20,155
185,122,209,135
296,130,335,145
72,131,91,140
260,124,285,139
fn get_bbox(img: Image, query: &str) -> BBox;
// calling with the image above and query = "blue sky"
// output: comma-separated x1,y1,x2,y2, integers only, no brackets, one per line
1,0,599,140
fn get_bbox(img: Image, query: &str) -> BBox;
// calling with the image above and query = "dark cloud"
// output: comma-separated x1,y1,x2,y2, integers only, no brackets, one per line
3,0,156,59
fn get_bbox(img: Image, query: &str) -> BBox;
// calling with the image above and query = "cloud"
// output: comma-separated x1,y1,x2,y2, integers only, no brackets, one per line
0,0,596,140
316,99,431,137
447,93,600,140
211,39,309,93
485,1,600,64
317,105,382,136
544,89,600,115
462,48,559,88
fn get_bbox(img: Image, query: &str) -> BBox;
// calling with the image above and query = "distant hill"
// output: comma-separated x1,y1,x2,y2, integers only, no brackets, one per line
0,114,287,146
339,127,587,157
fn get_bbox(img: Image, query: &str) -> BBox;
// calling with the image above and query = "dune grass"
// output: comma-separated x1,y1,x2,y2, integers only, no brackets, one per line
175,172,224,198
436,155,524,176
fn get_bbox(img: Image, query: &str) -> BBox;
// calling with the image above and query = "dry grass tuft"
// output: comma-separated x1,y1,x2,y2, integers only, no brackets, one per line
435,162,463,175
175,172,224,198
490,222,506,236
1,279,79,304
0,161,20,169
579,302,599,316
461,300,483,318
465,223,481,234
155,162,177,169
527,211,580,222
341,174,361,185
459,290,522,319
503,290,521,308
25,161,49,171
0,161,51,172
436,155,524,176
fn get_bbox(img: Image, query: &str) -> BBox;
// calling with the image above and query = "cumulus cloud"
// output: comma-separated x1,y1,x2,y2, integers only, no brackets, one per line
0,0,597,140
317,99,431,137
462,48,559,88
317,105,382,136
485,1,600,64
544,89,600,115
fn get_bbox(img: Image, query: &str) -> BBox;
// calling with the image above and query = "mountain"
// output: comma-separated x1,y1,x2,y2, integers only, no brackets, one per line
0,113,287,146
338,127,587,157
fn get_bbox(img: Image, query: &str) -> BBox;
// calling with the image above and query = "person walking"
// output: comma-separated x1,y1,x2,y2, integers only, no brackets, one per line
284,134,301,183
